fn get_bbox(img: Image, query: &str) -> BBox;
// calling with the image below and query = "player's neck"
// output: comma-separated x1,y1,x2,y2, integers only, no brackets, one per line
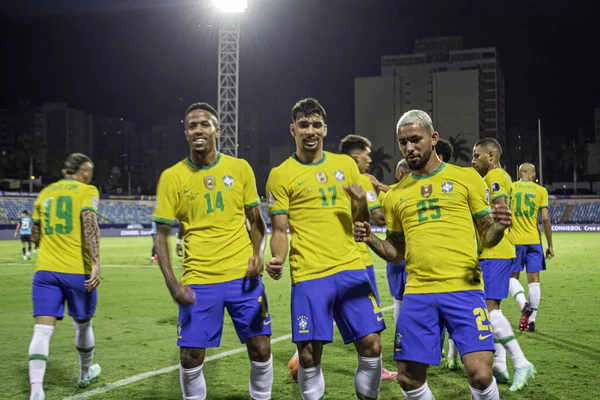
295,149,324,165
189,150,218,167
411,154,442,177
488,162,502,172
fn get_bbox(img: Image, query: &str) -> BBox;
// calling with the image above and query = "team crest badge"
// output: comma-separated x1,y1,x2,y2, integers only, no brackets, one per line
366,191,377,202
316,172,328,184
334,170,345,182
223,175,234,188
491,182,500,193
420,184,433,198
395,333,403,353
297,316,309,333
177,322,182,339
485,188,490,204
204,176,216,190
441,182,453,194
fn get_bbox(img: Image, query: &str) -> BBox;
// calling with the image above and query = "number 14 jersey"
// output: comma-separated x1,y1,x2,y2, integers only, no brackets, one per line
385,163,491,294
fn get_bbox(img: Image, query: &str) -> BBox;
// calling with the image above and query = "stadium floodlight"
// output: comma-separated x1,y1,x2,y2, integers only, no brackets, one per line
215,0,248,13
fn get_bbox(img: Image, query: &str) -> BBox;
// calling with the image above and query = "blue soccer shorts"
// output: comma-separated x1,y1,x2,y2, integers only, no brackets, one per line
178,276,271,348
511,244,546,273
386,260,407,300
291,269,386,344
32,270,98,321
365,265,379,299
21,234,32,243
394,290,494,365
480,259,514,301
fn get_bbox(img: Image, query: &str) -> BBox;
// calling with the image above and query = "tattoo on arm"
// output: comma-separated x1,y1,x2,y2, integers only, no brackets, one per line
245,206,267,257
32,223,41,246
475,214,504,248
82,210,100,265
367,234,405,264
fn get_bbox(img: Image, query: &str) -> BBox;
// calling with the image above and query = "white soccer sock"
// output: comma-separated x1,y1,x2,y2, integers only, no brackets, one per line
394,299,403,323
469,377,499,400
489,310,529,369
180,363,207,400
73,320,95,380
249,355,273,400
492,343,506,372
354,355,381,399
28,324,55,395
528,283,541,322
509,278,528,310
447,339,457,358
401,381,435,400
298,363,325,400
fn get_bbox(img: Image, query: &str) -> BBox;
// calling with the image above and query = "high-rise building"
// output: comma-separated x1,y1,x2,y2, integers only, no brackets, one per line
42,102,94,157
355,36,505,181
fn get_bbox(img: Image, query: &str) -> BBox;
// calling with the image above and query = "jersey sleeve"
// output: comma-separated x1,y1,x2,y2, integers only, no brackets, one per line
467,168,492,219
485,169,509,203
383,190,403,236
32,195,42,224
81,185,100,213
359,174,381,211
265,168,289,216
241,160,261,209
153,168,180,225
346,156,362,185
538,186,549,209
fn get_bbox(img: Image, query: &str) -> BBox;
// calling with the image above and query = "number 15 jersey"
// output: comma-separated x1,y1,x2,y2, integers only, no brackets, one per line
385,163,491,294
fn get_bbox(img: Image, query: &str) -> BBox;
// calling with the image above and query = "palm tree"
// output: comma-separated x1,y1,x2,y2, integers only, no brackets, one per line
448,134,471,163
369,146,392,181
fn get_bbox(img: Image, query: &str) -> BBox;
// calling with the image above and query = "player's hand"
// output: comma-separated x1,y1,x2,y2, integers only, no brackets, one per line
176,243,184,257
491,202,512,229
545,246,554,260
363,173,380,188
14,232,17,238
343,183,367,201
171,283,196,306
266,257,283,280
246,254,264,278
354,221,372,243
85,264,101,292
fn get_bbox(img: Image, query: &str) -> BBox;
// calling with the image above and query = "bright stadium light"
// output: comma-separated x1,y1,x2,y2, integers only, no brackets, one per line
215,0,248,13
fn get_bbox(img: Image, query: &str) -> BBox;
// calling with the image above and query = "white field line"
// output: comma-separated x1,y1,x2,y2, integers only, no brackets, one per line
62,304,394,400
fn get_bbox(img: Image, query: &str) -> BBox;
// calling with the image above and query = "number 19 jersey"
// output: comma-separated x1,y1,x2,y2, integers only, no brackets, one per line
32,179,100,274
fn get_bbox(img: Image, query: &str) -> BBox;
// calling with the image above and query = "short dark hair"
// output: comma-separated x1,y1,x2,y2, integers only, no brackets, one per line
339,134,372,155
291,98,327,122
475,137,502,156
64,153,93,175
22,210,29,215
185,102,219,121
436,138,454,162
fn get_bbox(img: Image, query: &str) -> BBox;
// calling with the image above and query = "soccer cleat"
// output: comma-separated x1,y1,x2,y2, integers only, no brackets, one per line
493,368,509,384
527,322,536,332
510,363,536,391
24,255,28,261
287,353,299,381
150,255,158,263
78,364,101,388
519,304,533,331
446,356,460,371
381,367,398,381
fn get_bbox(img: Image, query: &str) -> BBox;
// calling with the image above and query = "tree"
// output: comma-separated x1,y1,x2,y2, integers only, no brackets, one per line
368,146,392,181
448,134,471,163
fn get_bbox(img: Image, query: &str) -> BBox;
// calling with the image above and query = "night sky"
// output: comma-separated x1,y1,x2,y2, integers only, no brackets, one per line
1,0,598,145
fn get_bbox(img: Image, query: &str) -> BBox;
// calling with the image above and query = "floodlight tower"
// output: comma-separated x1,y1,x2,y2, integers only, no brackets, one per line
215,0,247,157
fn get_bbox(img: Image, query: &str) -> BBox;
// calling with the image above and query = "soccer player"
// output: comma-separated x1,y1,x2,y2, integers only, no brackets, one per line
354,110,511,400
508,163,553,333
473,139,536,391
150,221,158,262
266,98,385,400
15,210,33,260
435,138,453,163
153,102,272,400
27,153,102,400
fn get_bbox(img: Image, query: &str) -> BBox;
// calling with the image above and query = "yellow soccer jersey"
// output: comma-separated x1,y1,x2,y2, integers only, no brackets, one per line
32,179,99,274
385,163,491,294
377,190,386,205
266,152,364,283
153,153,261,285
509,180,549,245
356,174,381,267
479,168,515,259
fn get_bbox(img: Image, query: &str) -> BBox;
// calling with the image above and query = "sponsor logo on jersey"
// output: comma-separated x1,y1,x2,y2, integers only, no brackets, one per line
491,182,500,193
421,184,433,198
204,176,216,190
316,172,328,184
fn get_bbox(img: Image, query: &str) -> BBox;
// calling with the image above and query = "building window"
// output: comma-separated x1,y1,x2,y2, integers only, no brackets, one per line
484,81,496,90
484,91,496,100
485,111,497,119
405,100,411,105
483,71,496,80
482,51,496,58
483,62,496,70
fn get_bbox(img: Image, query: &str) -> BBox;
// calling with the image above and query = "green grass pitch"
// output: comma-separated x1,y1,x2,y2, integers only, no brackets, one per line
0,233,599,399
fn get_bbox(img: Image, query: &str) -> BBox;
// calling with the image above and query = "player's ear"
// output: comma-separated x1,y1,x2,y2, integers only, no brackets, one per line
290,123,296,138
322,123,328,138
431,131,439,147
215,126,221,138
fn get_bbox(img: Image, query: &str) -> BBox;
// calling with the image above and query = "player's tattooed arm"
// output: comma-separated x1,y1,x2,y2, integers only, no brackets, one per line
82,210,101,291
245,205,267,278
266,214,288,280
475,202,511,248
353,221,405,264
31,223,40,246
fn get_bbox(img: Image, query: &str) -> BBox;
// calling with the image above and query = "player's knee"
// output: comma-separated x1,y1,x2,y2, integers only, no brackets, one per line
396,370,425,391
298,346,321,368
246,336,271,362
180,347,205,368
356,333,381,357
465,365,493,390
